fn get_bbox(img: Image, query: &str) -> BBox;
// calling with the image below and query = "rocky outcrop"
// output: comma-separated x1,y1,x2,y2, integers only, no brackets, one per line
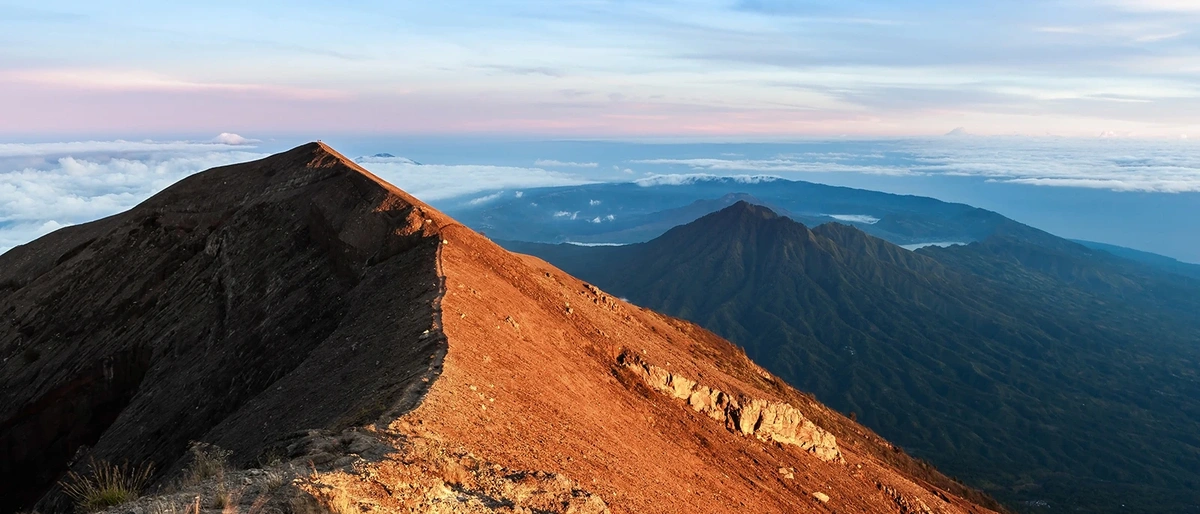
618,351,843,463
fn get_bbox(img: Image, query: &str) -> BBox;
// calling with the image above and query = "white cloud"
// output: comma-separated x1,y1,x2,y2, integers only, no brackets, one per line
633,173,784,187
354,154,420,165
901,241,967,251
633,158,914,176
535,159,599,168
1136,31,1187,42
631,139,1200,193
1105,0,1200,13
357,162,591,201
0,139,256,158
566,242,629,247
211,133,259,145
553,211,580,220
0,141,266,254
2,68,347,100
589,199,601,206
589,216,602,223
514,191,524,198
906,137,1200,193
467,191,506,205
827,214,880,224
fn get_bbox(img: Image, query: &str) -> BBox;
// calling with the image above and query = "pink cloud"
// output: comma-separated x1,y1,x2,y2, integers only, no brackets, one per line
0,78,1194,139
0,69,348,100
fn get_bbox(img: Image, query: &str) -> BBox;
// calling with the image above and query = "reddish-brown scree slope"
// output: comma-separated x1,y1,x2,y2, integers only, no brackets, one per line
0,143,1001,514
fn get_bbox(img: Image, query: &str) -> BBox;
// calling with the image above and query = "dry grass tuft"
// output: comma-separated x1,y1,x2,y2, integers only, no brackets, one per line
185,442,234,486
262,471,288,493
58,457,154,512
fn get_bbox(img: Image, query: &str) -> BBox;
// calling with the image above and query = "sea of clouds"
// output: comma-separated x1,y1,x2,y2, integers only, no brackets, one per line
356,155,589,202
0,137,588,254
635,137,1200,193
0,139,265,254
5,135,1200,255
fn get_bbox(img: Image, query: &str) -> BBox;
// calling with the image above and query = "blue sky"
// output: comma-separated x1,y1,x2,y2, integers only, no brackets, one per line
3,0,1200,136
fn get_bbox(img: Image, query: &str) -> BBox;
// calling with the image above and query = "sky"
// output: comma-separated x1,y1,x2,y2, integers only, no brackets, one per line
3,0,1200,137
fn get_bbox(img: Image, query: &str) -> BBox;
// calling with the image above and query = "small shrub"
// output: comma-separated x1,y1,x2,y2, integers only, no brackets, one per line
184,442,233,486
262,470,288,492
59,457,154,512
211,481,238,511
257,446,287,468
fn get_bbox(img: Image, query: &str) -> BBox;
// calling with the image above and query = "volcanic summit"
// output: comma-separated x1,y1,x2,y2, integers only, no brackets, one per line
0,143,1001,513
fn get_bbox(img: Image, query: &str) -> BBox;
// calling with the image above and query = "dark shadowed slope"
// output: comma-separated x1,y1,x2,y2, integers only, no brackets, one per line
0,147,1002,514
0,143,451,512
503,201,1200,513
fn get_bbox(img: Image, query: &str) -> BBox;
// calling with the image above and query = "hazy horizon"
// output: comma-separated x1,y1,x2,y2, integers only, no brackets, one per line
4,133,1199,264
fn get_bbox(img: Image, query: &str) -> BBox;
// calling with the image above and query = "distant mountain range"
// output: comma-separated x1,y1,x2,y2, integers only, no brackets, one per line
1073,239,1200,280
443,177,1010,247
502,201,1200,513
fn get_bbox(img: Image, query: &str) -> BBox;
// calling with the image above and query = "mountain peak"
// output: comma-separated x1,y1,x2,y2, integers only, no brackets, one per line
266,141,373,176
136,141,449,230
655,200,811,246
720,199,780,220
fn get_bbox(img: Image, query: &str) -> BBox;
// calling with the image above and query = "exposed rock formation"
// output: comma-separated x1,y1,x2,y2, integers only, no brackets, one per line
618,351,842,463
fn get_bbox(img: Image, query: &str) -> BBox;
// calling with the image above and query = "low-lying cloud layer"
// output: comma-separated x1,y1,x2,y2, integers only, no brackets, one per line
638,138,1200,193
633,173,783,187
0,138,589,254
0,138,265,254
911,138,1200,193
534,159,599,168
361,161,589,202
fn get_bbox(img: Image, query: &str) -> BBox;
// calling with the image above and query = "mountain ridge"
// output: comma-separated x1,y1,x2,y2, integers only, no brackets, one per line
0,144,1001,514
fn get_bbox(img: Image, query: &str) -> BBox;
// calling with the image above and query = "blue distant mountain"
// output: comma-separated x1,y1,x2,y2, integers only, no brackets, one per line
443,176,1010,247
1073,239,1200,279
